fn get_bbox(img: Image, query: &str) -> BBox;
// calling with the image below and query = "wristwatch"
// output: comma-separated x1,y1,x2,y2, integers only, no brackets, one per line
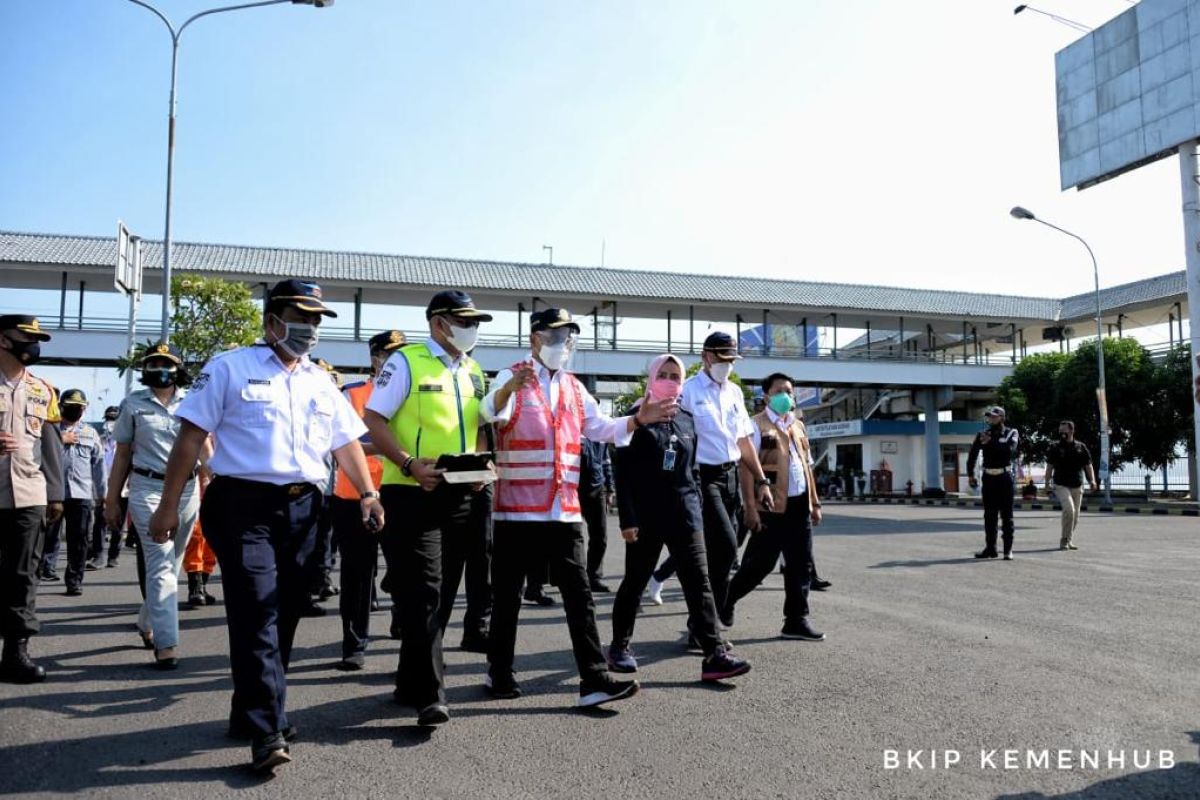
360,490,381,500
754,477,769,489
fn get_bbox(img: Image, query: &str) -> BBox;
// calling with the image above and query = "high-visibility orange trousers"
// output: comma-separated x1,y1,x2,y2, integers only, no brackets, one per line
183,519,217,575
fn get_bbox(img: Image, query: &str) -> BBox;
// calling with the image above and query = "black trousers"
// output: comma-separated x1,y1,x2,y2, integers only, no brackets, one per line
579,486,608,581
62,499,94,591
438,483,492,639
202,477,321,740
333,496,381,658
380,483,473,710
0,507,46,639
489,520,607,687
310,497,336,591
697,463,741,613
727,493,813,624
612,518,721,656
982,472,1015,552
39,515,63,574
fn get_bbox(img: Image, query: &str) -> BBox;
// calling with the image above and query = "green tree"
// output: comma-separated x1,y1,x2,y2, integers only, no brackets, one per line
996,351,1069,464
117,273,260,381
1133,343,1195,471
613,361,752,415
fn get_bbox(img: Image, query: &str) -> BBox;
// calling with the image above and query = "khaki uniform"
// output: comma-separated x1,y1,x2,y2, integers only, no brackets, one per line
0,371,63,509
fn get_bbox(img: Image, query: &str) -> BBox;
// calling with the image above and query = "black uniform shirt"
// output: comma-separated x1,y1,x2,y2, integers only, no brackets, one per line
967,425,1018,473
613,406,703,533
1047,440,1092,488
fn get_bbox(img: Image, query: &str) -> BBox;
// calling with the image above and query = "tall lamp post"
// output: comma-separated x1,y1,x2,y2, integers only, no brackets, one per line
1010,205,1113,505
125,0,333,343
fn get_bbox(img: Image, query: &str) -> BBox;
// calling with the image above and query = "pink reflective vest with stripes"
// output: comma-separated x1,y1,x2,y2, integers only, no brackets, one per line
494,364,584,514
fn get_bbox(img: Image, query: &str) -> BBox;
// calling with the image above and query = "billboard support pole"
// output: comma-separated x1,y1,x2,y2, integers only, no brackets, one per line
1178,141,1200,500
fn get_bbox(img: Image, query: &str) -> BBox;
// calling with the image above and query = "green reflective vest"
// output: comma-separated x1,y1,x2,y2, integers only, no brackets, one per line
382,343,484,486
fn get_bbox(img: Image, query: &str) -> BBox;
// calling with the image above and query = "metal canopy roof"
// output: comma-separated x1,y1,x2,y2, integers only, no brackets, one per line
0,230,1186,335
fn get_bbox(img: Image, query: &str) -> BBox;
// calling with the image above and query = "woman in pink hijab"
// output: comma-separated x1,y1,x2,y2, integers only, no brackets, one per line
607,354,751,683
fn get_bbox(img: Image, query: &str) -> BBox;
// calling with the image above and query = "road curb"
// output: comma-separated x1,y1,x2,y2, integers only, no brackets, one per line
825,497,1199,516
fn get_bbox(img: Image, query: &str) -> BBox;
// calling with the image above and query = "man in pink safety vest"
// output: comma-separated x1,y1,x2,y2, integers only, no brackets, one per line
481,307,675,709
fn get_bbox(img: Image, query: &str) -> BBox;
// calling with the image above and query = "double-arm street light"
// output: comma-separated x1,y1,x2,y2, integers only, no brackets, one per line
125,0,333,343
1010,205,1113,505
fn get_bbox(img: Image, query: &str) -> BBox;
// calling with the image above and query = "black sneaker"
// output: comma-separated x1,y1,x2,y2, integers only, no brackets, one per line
65,586,82,597
417,703,450,727
974,549,998,559
106,558,119,568
337,652,365,671
780,619,825,641
297,601,326,618
85,559,100,571
701,646,751,682
250,732,291,772
40,570,60,583
578,675,639,708
589,579,612,593
318,583,339,601
484,672,522,699
1003,551,1014,561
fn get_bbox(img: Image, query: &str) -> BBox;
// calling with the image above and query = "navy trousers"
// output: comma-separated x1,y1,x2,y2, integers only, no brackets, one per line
202,477,321,739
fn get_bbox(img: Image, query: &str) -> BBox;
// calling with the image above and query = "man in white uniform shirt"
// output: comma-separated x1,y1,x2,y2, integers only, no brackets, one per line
674,331,773,632
149,280,384,773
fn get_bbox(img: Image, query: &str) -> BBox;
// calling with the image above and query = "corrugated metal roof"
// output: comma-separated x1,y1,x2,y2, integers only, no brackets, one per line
0,230,1182,322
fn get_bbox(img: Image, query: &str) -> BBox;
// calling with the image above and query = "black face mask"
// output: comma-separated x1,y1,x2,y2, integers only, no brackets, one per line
1059,433,1070,441
141,367,177,389
61,407,84,423
3,336,40,366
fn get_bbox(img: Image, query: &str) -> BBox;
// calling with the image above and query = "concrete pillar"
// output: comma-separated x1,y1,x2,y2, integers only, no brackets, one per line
923,389,942,497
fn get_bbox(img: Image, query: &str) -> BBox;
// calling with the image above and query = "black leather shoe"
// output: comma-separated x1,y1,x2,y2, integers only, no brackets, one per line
460,632,489,654
1003,551,1014,561
780,618,826,641
297,601,326,618
811,579,833,591
417,703,451,727
40,570,60,583
974,549,998,559
337,652,365,671
484,672,521,699
65,586,82,597
524,590,556,607
589,579,612,593
250,733,291,772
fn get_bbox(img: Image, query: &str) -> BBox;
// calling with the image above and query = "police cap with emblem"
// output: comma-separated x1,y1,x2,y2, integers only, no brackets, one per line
0,315,52,342
529,308,580,334
426,290,493,322
267,279,337,317
140,341,183,366
368,330,407,354
60,388,88,406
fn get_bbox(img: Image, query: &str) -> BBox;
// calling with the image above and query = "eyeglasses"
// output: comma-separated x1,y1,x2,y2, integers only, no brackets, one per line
534,328,577,346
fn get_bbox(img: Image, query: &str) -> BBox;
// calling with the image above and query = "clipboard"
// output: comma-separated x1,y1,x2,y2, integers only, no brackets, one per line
436,452,497,484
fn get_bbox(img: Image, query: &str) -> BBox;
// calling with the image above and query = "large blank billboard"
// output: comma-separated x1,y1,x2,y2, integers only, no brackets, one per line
1057,0,1200,190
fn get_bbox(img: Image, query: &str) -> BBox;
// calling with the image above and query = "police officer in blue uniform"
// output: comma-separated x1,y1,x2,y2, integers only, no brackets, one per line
149,280,385,773
968,406,1020,561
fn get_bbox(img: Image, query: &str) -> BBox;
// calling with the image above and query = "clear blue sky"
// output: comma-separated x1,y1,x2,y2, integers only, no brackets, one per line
2,0,1176,290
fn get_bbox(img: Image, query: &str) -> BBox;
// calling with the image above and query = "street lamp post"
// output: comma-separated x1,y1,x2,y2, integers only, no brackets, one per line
1010,205,1113,505
125,0,333,343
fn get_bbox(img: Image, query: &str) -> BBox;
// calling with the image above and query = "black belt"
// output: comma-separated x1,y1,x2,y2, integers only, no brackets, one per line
132,466,196,481
212,475,317,498
698,461,737,476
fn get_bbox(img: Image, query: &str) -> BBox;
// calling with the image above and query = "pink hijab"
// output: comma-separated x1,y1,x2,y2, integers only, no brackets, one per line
643,353,686,402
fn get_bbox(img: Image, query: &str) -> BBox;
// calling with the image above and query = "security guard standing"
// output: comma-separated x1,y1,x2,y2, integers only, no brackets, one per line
968,405,1019,560
57,389,106,597
0,314,63,684
106,342,203,667
149,280,384,773
679,332,773,625
333,329,404,670
362,290,492,728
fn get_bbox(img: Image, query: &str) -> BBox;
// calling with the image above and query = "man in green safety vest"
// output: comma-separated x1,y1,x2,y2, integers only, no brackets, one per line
363,290,492,729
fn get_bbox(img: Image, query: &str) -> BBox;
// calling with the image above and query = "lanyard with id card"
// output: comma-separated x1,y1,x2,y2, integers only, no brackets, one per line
662,431,678,472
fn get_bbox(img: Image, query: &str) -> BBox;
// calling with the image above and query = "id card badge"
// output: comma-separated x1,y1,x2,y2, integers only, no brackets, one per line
662,448,677,471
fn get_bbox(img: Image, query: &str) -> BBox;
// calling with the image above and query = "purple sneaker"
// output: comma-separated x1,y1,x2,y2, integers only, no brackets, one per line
701,646,751,682
606,644,638,673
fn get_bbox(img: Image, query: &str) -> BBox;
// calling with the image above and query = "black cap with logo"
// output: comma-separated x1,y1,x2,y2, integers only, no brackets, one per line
426,290,493,322
141,341,183,366
0,315,52,342
368,330,407,353
702,331,742,362
60,389,88,406
267,279,337,317
530,308,580,334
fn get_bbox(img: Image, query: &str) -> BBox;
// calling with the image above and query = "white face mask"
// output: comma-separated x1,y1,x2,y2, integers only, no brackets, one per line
443,321,479,353
539,343,570,371
708,361,734,383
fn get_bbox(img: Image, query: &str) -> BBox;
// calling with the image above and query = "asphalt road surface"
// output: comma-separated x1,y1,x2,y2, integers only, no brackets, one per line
1,504,1197,799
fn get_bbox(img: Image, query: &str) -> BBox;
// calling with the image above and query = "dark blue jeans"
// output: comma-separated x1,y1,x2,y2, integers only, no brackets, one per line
202,477,321,740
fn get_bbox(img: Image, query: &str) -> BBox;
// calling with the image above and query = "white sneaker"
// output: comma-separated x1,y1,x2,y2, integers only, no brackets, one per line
647,577,664,606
